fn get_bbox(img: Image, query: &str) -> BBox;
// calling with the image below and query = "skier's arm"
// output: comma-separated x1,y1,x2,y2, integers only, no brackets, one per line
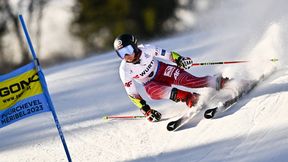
152,45,193,69
120,68,161,122
170,51,193,69
123,84,162,122
129,95,162,122
119,72,144,109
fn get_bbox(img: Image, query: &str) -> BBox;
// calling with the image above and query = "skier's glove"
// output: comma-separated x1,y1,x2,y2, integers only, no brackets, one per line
177,57,193,69
171,51,193,69
140,104,162,122
145,109,162,122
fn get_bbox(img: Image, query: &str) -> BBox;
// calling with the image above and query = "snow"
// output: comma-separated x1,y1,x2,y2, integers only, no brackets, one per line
1,0,288,161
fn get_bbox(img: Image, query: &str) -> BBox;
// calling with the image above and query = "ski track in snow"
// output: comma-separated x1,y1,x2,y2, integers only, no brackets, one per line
1,0,288,161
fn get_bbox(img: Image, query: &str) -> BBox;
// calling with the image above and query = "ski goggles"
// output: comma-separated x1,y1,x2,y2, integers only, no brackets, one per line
116,45,134,59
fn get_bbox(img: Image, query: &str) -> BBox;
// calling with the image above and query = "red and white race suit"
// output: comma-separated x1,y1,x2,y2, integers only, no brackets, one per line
119,44,217,102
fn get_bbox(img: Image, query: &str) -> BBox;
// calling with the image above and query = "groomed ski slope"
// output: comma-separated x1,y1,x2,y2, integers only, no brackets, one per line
1,0,288,161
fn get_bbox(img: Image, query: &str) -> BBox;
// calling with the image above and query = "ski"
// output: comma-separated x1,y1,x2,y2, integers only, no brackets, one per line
204,70,275,119
167,104,206,131
166,82,231,131
167,69,276,131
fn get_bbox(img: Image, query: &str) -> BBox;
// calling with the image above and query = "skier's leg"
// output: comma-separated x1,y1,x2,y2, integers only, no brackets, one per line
170,88,200,108
214,74,230,90
149,62,201,107
144,81,172,100
144,81,199,108
174,70,216,88
153,62,229,90
175,71,231,90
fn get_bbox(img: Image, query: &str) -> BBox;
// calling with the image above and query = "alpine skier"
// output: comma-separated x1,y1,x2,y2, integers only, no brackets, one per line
114,34,229,122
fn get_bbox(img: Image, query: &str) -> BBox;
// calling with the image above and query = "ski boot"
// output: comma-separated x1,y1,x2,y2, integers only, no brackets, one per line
215,74,230,90
170,88,200,108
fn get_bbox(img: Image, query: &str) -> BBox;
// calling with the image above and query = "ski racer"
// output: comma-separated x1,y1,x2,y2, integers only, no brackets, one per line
114,34,229,122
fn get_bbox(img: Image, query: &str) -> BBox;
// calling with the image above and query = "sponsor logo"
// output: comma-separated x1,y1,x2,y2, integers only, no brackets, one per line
114,40,123,49
125,81,132,87
164,66,175,77
174,69,180,79
161,49,166,56
140,60,154,77
155,47,161,56
133,75,139,79
0,74,39,98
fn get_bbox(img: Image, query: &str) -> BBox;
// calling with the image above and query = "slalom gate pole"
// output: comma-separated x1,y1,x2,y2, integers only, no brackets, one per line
103,115,145,120
19,14,72,162
192,58,278,67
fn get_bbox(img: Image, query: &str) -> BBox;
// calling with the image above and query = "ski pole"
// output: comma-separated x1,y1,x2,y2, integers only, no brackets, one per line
192,58,278,67
103,115,145,120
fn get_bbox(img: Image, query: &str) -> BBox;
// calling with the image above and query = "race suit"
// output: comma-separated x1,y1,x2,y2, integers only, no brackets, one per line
119,44,216,108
